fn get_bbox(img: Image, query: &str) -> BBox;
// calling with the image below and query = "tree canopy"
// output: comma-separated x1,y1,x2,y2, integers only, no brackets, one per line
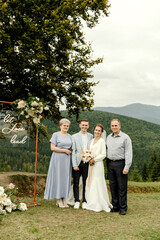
0,0,110,120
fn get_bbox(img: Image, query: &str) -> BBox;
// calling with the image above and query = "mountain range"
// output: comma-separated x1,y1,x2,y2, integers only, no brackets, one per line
94,103,160,125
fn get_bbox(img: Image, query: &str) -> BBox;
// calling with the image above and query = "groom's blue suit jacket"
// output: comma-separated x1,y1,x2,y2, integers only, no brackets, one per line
72,131,93,168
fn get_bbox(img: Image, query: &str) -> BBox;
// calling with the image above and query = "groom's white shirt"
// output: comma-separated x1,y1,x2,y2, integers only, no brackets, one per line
81,132,88,152
72,131,93,168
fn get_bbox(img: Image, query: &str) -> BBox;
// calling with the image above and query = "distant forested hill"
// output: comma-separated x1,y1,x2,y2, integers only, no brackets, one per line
0,110,160,177
94,103,160,125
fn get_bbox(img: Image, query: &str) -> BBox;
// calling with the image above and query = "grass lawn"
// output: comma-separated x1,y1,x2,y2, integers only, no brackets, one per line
0,192,160,240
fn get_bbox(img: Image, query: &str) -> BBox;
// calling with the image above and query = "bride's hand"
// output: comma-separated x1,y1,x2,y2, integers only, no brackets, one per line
89,159,94,165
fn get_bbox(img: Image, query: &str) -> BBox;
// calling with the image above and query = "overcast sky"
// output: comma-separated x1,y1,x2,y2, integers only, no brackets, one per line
84,0,160,107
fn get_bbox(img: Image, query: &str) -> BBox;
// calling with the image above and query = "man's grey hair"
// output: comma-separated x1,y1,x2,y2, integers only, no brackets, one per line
111,119,121,126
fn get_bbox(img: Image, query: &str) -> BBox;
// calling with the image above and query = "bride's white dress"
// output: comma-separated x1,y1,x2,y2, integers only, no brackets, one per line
86,137,112,212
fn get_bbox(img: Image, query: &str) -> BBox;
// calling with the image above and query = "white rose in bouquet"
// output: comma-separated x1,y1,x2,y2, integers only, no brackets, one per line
81,150,94,163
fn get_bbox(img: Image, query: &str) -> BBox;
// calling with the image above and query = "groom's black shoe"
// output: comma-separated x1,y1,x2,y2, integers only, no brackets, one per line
119,210,126,215
111,208,119,212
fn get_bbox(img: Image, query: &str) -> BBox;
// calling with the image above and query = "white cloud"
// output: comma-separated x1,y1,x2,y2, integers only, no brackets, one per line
84,0,160,107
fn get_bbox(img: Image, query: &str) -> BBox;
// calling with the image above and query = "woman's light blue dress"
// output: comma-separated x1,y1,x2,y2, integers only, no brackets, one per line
44,132,72,200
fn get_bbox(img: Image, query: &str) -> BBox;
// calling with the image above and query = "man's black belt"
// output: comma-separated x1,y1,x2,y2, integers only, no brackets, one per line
107,158,125,162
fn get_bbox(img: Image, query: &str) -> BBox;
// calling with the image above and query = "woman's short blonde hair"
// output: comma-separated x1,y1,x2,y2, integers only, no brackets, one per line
59,118,71,126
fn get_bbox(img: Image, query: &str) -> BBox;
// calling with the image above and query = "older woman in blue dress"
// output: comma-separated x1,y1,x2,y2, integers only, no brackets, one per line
44,118,72,208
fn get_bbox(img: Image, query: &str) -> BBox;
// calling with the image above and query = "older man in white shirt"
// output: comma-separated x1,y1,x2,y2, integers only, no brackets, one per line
106,119,132,215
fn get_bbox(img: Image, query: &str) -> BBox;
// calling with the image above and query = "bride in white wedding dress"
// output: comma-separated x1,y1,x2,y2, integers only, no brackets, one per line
85,124,112,212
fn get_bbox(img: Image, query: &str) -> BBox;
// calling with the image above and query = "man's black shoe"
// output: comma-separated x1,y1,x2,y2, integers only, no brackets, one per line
111,208,119,212
119,210,126,215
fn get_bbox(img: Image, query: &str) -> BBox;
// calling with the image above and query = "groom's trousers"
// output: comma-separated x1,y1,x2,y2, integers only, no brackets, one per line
107,159,128,211
73,161,89,203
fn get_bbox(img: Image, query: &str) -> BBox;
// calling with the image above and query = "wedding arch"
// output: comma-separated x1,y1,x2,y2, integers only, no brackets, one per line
0,98,49,207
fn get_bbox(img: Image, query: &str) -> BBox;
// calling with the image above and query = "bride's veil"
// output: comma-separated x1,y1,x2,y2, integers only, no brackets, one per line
101,130,107,143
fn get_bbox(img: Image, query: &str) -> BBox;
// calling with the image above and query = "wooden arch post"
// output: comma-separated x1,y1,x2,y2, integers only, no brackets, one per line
0,100,40,207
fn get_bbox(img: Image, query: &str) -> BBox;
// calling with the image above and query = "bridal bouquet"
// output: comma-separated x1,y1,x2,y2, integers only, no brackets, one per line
0,183,27,215
81,150,95,165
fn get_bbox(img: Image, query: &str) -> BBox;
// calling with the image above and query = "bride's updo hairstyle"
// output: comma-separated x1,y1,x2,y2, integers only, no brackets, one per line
94,124,104,133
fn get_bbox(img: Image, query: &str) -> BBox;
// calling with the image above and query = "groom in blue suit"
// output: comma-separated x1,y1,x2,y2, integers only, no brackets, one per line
72,119,93,209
